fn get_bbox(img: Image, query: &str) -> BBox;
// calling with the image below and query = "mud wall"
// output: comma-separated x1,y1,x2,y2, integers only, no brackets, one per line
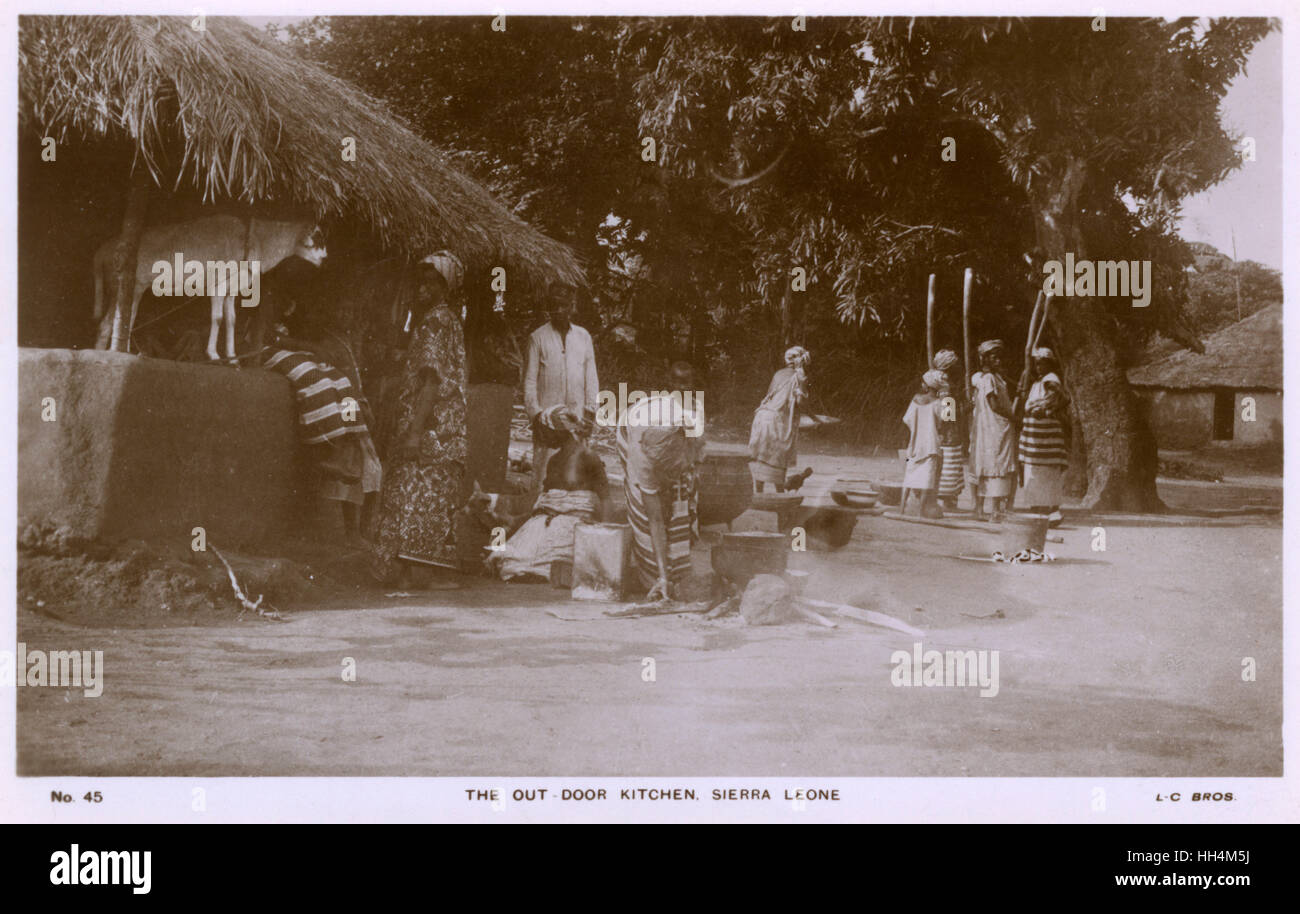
19,348,298,548
1135,389,1214,450
1234,390,1282,445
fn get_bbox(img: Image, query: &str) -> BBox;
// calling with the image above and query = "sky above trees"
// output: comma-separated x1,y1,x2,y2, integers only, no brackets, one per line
1177,30,1281,268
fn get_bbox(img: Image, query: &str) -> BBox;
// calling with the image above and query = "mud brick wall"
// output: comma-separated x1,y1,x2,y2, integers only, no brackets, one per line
19,348,298,548
1135,389,1215,450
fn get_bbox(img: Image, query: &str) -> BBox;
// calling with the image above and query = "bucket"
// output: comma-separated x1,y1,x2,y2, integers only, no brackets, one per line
571,523,633,601
1002,514,1049,554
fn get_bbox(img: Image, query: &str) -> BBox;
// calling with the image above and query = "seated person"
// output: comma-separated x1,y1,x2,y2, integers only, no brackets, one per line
488,406,609,581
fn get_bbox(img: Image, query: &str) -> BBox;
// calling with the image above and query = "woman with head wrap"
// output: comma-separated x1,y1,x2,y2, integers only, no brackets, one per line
748,346,811,492
968,340,1017,520
369,250,470,585
1017,347,1071,520
901,369,948,518
931,349,966,510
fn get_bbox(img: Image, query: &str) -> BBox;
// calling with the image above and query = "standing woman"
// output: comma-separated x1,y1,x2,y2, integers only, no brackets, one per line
1017,347,1071,521
968,340,1017,520
748,346,811,492
901,369,948,518
369,251,469,585
931,349,966,511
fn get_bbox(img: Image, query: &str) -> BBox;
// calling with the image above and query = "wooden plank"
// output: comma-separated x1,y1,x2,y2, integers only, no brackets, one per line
801,598,924,637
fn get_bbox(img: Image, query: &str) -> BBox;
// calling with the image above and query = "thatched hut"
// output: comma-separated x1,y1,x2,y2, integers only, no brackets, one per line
18,14,583,350
1128,304,1282,448
18,15,580,546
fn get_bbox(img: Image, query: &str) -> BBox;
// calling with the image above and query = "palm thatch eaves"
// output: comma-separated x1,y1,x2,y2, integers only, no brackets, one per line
18,14,584,289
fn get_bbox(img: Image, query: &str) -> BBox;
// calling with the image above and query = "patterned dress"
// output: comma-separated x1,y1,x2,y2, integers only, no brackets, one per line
369,305,468,581
748,366,807,486
618,395,702,589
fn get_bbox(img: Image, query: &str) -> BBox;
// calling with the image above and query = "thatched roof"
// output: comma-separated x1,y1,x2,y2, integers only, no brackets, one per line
1129,304,1282,390
18,15,583,289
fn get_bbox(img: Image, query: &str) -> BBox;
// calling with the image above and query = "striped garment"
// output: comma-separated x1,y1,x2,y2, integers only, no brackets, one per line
264,349,370,445
1019,415,1069,467
938,445,966,497
617,424,697,588
1019,374,1070,468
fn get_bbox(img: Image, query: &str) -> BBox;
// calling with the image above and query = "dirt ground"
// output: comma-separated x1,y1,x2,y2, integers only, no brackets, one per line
15,452,1282,777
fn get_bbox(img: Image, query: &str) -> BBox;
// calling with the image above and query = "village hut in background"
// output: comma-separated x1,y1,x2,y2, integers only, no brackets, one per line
1128,304,1282,449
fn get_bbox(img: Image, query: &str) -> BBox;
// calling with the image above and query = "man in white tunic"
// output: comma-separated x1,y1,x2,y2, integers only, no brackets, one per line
523,283,600,492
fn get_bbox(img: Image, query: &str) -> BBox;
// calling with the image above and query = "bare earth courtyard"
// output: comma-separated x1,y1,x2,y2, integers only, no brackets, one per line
16,458,1281,778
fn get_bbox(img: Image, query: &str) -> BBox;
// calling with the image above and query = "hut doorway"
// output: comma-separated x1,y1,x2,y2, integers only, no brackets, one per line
1212,389,1235,441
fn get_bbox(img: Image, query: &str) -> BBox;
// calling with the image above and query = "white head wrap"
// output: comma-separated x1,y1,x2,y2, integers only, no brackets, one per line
784,346,811,369
420,250,465,292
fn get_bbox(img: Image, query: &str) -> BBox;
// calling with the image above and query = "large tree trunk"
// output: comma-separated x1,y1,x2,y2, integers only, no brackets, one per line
1032,157,1163,512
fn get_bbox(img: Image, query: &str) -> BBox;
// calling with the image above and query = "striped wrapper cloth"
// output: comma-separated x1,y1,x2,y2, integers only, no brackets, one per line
1018,416,1069,468
264,350,370,445
938,445,966,497
616,425,697,588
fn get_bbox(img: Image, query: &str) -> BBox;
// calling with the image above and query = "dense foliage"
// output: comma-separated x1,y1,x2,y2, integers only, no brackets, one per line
284,16,1274,502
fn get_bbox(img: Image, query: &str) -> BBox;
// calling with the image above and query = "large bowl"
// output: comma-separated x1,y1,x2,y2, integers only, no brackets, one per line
831,477,878,508
835,477,876,491
831,490,878,508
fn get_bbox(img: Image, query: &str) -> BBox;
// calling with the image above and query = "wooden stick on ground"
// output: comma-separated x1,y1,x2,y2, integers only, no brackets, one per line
210,545,286,622
792,604,837,628
801,597,924,637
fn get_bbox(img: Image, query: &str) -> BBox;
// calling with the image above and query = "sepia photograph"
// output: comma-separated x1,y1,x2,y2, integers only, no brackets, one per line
5,6,1290,826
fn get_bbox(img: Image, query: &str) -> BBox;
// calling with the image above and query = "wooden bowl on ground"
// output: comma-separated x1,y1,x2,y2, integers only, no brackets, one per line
831,490,879,508
830,478,878,508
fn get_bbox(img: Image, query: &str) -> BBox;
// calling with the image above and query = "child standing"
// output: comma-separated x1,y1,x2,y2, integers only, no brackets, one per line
901,369,948,518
